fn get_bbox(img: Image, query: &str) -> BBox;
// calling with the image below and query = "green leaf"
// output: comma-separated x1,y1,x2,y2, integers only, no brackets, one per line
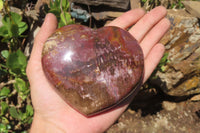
0,26,9,38
2,14,12,38
10,12,22,24
142,0,147,2
21,131,28,133
18,109,24,121
2,14,11,28
9,107,20,119
19,105,33,123
10,23,19,37
18,22,28,35
6,49,27,75
65,12,73,24
49,0,53,9
60,12,67,25
50,0,61,10
62,0,68,9
157,53,169,72
14,78,27,92
54,0,61,8
1,117,9,124
0,87,10,98
62,0,66,7
0,123,8,133
1,102,9,115
26,105,33,116
59,12,73,28
0,12,27,39
14,78,29,100
49,9,61,19
1,50,9,59
58,21,64,28
158,53,169,67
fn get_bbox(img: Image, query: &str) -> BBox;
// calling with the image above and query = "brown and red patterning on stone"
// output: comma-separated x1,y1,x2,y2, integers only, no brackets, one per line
42,24,144,116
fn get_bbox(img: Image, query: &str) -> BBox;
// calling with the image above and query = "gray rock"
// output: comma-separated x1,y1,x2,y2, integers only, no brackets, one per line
151,9,200,96
182,1,200,18
69,0,130,10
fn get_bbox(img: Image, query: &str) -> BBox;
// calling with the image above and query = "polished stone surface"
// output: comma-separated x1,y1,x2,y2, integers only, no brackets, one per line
42,24,144,116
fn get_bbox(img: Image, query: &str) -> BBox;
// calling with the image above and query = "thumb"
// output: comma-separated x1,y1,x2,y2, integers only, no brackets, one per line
30,13,58,62
27,13,57,81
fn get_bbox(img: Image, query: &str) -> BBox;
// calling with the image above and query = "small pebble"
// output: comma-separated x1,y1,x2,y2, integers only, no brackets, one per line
190,94,200,102
162,101,176,111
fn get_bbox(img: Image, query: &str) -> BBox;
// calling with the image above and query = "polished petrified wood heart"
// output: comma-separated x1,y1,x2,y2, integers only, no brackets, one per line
42,24,144,116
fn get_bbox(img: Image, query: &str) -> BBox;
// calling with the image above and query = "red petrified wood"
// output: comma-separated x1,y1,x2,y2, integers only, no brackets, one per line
42,24,144,116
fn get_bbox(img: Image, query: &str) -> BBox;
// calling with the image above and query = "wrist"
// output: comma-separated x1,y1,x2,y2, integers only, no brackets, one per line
30,113,66,133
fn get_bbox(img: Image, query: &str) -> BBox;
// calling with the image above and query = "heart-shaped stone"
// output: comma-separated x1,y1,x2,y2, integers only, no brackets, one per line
42,24,144,116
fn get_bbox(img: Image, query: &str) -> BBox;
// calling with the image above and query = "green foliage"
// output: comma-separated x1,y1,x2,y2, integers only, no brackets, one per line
141,0,187,10
0,87,10,100
0,12,28,41
14,78,30,100
48,0,75,28
1,101,9,115
9,105,33,124
0,2,33,132
171,0,184,9
1,50,9,59
141,0,147,3
150,53,169,80
6,49,27,76
157,53,169,72
0,123,11,133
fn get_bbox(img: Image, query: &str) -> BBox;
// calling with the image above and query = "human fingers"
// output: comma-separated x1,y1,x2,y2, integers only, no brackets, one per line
129,6,167,43
143,43,165,82
106,8,145,29
140,18,170,58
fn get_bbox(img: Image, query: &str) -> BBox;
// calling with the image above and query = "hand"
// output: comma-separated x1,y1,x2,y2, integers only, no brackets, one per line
27,6,170,133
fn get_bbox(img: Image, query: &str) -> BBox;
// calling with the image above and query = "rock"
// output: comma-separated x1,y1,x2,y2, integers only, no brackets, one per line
130,0,141,9
10,6,22,15
160,9,199,49
151,9,200,96
162,101,176,111
25,7,38,21
70,3,91,22
69,0,130,10
42,25,144,116
92,11,123,20
35,0,50,13
191,94,200,102
182,1,200,18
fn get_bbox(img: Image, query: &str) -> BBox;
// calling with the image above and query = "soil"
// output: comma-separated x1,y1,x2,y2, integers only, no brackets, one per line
106,87,200,133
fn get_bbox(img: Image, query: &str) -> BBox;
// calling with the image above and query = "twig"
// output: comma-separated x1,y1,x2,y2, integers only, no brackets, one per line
0,80,16,89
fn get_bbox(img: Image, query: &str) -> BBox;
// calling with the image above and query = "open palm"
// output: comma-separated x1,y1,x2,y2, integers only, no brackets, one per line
27,6,170,133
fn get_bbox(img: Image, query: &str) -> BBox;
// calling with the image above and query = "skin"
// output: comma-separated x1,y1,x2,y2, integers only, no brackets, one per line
27,6,170,133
